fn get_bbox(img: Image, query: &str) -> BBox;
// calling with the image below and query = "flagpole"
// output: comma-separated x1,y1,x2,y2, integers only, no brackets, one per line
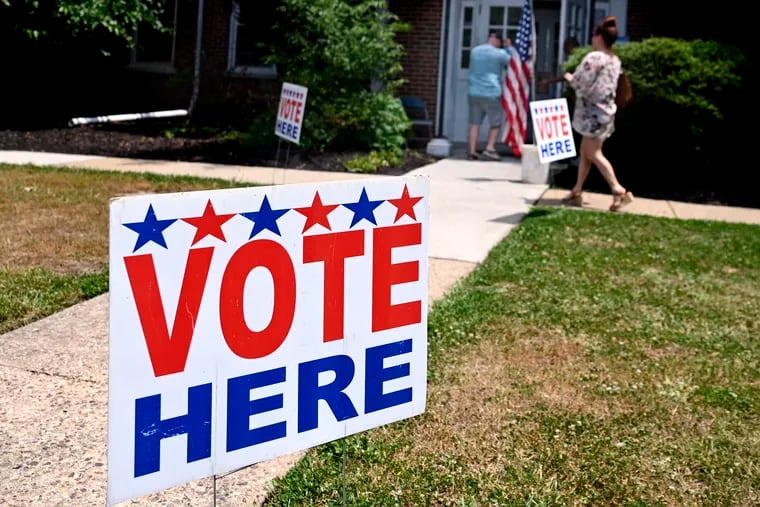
527,0,536,144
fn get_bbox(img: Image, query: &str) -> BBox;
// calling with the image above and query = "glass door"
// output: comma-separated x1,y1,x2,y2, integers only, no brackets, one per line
445,0,522,143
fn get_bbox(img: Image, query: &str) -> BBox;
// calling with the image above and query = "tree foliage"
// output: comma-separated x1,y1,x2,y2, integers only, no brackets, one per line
0,0,165,46
263,0,413,152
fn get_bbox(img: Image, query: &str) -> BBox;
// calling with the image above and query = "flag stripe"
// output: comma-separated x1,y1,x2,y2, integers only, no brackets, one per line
502,0,534,158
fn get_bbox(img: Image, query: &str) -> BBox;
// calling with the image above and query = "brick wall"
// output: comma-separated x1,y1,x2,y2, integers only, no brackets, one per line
389,0,443,135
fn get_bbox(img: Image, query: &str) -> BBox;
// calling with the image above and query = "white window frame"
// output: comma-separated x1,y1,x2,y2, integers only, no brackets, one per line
458,3,475,70
228,1,278,78
129,0,178,73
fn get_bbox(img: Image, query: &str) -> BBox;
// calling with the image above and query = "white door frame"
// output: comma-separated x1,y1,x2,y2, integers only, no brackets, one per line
441,0,524,143
441,0,475,141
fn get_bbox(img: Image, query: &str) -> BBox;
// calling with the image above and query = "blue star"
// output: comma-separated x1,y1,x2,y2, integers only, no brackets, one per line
241,195,290,238
343,188,385,227
123,204,177,252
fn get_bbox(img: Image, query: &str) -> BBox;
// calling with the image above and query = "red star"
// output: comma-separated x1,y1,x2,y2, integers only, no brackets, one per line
294,191,339,232
182,199,236,245
388,184,423,222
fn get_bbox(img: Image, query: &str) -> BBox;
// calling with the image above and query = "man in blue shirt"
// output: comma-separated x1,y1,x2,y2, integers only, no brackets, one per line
468,33,512,160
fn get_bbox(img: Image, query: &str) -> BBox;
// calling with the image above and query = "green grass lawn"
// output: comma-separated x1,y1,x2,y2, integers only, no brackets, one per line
0,164,251,333
265,208,760,506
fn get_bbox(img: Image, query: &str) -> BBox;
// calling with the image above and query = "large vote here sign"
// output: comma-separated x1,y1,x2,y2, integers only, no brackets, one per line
529,98,577,164
107,177,429,505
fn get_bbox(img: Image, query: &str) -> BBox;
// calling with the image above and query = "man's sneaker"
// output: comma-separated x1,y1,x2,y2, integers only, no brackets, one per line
481,149,501,160
467,151,481,160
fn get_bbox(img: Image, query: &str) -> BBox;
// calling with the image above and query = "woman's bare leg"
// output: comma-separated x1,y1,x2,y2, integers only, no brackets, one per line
581,136,624,193
562,136,593,201
572,140,593,194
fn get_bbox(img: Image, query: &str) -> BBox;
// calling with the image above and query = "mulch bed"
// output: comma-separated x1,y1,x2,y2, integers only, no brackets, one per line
0,123,432,176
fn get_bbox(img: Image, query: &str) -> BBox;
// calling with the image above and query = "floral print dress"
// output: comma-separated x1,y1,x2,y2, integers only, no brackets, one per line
569,50,621,139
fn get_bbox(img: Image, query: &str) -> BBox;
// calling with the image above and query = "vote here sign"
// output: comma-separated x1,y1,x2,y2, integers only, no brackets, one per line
529,98,577,164
107,177,429,505
275,82,308,144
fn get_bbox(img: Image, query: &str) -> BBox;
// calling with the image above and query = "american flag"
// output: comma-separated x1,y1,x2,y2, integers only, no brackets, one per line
501,0,535,158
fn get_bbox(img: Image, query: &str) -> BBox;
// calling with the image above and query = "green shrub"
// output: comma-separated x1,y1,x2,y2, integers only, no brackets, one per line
360,92,412,155
562,38,748,196
262,0,412,154
241,106,280,148
565,38,745,121
343,149,403,173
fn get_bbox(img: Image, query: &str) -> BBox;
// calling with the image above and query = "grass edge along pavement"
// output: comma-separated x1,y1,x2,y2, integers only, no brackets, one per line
0,164,256,334
265,207,760,506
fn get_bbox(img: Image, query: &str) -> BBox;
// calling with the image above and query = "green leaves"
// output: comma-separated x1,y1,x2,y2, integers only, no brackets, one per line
5,0,165,45
265,0,411,152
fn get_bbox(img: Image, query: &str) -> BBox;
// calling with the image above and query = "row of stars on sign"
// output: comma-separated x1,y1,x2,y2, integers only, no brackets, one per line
533,103,566,115
283,88,305,100
123,185,423,253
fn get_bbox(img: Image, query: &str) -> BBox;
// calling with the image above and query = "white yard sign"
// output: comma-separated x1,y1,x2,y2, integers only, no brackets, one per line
108,177,429,505
529,98,577,164
275,82,308,144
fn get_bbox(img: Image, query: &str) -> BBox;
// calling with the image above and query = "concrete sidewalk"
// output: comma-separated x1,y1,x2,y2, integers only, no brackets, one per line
537,187,760,224
1,150,759,506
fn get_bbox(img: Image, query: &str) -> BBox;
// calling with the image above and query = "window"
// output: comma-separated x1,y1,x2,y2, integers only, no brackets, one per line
228,1,278,78
460,5,474,69
568,4,584,43
506,6,522,41
493,6,523,43
130,0,177,73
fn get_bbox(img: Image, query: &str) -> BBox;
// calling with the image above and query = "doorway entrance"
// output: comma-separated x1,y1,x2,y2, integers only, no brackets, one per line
443,0,523,144
441,0,590,143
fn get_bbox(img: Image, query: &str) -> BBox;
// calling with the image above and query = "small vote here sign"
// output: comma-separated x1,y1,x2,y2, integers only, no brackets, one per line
529,98,576,164
107,177,429,505
275,82,308,144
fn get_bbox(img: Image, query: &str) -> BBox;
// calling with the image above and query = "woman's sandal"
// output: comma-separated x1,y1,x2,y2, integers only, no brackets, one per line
561,189,583,207
609,189,634,211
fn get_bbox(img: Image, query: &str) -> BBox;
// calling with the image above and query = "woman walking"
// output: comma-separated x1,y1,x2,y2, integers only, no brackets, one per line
562,16,633,211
